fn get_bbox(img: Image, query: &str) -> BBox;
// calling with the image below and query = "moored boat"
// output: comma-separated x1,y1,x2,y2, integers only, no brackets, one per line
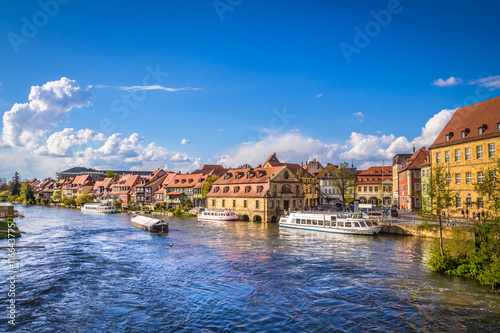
81,202,116,213
131,215,169,233
198,209,238,222
279,211,381,235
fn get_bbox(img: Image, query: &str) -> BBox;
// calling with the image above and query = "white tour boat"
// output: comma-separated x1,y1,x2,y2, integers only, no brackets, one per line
131,215,169,233
279,211,381,235
198,209,238,222
81,202,117,213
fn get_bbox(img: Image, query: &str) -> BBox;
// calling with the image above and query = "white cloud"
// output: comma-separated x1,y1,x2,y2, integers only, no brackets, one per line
468,75,500,90
218,108,455,169
180,138,191,145
432,76,463,87
1,77,93,149
34,128,106,157
353,112,365,123
217,131,343,168
315,93,323,98
341,108,456,162
95,84,202,92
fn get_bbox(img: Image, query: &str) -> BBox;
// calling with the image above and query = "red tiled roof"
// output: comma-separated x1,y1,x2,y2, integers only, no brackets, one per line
167,191,184,195
429,96,500,149
400,148,430,172
356,166,393,177
165,173,206,189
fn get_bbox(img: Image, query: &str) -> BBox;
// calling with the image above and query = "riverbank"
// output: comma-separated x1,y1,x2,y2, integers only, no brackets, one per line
0,219,22,239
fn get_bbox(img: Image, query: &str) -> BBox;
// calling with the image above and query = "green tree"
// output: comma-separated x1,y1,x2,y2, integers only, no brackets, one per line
329,162,356,210
20,182,37,204
105,170,120,179
114,199,122,210
475,159,500,221
419,164,456,257
61,197,77,207
182,198,193,210
51,189,62,202
202,175,220,198
9,172,21,197
0,177,9,192
76,194,94,206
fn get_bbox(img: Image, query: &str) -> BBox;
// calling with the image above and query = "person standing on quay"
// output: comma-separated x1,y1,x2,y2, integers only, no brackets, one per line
461,209,465,218
466,208,469,219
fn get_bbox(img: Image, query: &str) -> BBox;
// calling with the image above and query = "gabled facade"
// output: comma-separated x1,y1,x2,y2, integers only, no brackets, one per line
398,148,429,211
90,177,116,201
111,174,141,204
392,153,413,208
206,165,303,222
355,166,393,207
428,96,500,214
301,159,324,177
132,169,167,206
61,175,94,198
164,172,206,208
262,154,318,208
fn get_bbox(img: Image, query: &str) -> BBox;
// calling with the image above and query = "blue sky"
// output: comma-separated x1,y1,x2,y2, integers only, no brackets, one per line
1,0,500,179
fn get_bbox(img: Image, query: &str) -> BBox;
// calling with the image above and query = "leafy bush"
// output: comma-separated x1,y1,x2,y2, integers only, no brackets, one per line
478,260,500,291
173,207,182,216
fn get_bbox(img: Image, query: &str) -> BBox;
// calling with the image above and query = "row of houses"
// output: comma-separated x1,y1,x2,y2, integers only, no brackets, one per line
28,96,500,220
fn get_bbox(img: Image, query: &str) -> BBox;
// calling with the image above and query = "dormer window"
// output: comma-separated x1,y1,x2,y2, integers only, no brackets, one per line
461,128,470,138
223,186,229,193
245,186,251,193
174,180,179,184
233,186,240,194
445,132,454,141
257,186,264,193
214,187,220,193
498,123,500,132
188,179,193,183
478,124,487,135
181,179,186,184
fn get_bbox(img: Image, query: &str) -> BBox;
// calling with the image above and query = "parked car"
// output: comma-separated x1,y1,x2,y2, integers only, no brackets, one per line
390,208,398,217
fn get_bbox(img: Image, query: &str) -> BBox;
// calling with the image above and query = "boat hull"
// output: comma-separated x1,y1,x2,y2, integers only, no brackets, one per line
198,217,238,222
279,223,380,236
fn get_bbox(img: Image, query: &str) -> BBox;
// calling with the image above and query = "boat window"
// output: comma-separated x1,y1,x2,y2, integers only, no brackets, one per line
359,222,366,227
312,220,317,225
307,219,312,225
345,222,352,228
354,222,359,228
365,221,372,226
325,220,330,227
336,221,342,228
331,216,336,222
318,220,323,226
301,219,306,225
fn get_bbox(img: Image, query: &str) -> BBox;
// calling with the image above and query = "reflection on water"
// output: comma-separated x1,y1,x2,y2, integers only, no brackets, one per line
1,205,499,332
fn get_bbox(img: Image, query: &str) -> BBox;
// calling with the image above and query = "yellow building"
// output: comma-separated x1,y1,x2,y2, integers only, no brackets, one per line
206,165,303,222
429,96,500,215
355,166,393,207
262,153,318,208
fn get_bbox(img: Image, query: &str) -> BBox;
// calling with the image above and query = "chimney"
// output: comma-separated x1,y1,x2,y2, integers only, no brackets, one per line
413,146,415,153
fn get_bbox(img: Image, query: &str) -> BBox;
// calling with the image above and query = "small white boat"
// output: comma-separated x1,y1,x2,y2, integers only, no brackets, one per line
81,202,116,213
198,209,238,222
131,215,169,233
279,211,381,235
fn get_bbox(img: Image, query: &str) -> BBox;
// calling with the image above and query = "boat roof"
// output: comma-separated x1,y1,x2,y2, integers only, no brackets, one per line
131,215,165,226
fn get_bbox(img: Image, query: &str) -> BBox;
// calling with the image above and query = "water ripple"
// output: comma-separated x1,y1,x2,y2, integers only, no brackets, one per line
0,205,499,332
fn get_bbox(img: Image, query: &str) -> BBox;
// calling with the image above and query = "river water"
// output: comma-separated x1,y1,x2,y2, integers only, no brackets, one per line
1,205,500,332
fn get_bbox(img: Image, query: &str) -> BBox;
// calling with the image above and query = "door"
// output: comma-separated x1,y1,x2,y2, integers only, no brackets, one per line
284,200,289,210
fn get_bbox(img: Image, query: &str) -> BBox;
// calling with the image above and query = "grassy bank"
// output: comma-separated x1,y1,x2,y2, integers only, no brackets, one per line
0,218,22,239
